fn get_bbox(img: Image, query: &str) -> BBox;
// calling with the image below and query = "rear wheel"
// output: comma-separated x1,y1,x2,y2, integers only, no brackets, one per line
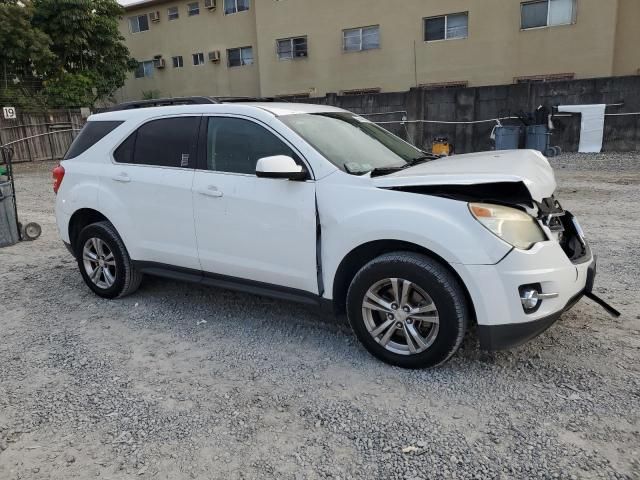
75,221,142,299
346,252,469,368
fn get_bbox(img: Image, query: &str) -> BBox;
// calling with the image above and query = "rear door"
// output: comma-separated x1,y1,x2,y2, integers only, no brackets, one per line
103,115,202,270
192,115,318,293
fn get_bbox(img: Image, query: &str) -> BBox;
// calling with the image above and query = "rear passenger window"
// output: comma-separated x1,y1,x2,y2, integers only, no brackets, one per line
64,121,123,159
114,117,200,168
206,117,298,174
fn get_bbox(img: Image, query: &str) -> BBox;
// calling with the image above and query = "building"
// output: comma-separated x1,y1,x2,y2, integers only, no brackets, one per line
116,0,640,102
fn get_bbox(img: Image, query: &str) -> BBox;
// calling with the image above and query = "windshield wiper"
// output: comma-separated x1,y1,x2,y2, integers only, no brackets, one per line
369,154,439,177
369,166,404,177
405,153,439,166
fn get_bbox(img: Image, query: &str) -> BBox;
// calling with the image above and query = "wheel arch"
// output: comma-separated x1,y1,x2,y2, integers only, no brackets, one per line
68,208,112,252
331,240,476,322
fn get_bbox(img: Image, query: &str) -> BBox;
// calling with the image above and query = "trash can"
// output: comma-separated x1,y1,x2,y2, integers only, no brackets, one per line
494,126,522,150
525,125,551,153
0,181,20,248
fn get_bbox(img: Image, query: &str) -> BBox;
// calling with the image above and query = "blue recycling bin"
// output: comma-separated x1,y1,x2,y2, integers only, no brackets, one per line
525,125,551,153
494,125,522,150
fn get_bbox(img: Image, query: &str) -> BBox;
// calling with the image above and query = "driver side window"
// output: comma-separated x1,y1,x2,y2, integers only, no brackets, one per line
205,117,298,174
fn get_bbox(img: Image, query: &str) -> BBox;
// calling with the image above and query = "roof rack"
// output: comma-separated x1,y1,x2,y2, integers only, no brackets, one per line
101,96,286,113
101,96,218,112
216,96,283,103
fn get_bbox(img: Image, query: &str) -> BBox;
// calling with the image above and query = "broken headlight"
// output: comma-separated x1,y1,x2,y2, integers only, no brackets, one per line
468,203,547,250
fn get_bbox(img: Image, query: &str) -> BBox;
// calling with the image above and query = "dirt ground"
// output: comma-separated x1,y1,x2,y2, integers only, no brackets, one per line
1,154,639,480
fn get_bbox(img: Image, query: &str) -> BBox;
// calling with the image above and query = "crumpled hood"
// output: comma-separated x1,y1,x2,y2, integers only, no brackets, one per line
371,149,556,202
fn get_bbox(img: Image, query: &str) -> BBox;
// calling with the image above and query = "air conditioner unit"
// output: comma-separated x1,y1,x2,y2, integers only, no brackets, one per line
208,50,221,63
153,58,166,69
204,0,216,10
150,11,160,22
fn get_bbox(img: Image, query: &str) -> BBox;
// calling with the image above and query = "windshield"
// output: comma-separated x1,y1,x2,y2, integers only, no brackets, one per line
279,112,425,174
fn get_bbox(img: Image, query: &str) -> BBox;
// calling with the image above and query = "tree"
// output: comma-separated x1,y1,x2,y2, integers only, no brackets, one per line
32,0,137,107
0,0,54,108
0,0,136,109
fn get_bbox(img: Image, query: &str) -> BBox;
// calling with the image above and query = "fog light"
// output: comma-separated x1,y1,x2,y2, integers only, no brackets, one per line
519,284,559,313
520,288,541,311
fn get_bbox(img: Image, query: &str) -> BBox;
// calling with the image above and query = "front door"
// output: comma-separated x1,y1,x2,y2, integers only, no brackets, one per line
192,116,318,293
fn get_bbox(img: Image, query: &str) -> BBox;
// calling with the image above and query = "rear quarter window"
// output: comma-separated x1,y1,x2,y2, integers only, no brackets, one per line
64,121,123,159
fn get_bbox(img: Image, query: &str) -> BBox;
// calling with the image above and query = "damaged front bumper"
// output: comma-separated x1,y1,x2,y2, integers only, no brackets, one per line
452,207,618,350
476,260,596,350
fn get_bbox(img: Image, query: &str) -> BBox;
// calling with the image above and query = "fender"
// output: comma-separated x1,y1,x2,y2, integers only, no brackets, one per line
316,179,512,300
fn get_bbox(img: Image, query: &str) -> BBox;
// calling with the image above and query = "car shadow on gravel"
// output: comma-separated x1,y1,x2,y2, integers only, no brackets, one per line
116,274,524,372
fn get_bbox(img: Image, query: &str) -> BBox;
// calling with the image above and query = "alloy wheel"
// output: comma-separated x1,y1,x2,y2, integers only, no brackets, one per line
82,237,117,289
361,278,439,355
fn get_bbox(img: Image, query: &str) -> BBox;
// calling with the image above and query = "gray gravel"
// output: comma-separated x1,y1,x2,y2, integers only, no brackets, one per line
1,154,639,480
549,151,640,172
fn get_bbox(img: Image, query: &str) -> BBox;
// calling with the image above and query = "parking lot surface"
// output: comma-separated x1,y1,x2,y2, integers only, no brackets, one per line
1,153,639,480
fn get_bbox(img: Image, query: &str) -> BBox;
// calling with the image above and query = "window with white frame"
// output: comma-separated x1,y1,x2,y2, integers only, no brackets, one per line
224,0,249,15
277,36,308,60
521,0,576,29
172,56,184,68
424,12,468,41
343,26,380,52
227,46,253,67
129,14,149,33
188,2,200,16
134,61,154,78
192,52,205,66
167,6,179,20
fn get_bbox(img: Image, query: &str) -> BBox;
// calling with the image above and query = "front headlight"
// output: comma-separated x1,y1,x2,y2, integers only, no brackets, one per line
468,202,547,250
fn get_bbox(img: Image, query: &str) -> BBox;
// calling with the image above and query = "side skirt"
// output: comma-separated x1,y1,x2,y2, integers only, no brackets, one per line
134,261,333,311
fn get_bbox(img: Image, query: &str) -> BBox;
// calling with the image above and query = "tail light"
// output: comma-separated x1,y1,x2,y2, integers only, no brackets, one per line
52,164,65,194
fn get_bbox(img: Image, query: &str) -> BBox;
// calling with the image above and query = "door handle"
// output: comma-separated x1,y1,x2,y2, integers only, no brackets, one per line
198,185,223,198
112,173,131,183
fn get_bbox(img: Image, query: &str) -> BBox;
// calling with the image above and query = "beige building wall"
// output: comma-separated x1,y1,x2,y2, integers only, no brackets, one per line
116,0,638,102
255,0,621,97
116,0,260,102
613,0,640,76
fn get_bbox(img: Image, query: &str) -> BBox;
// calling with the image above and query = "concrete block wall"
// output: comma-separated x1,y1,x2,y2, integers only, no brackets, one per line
300,75,640,153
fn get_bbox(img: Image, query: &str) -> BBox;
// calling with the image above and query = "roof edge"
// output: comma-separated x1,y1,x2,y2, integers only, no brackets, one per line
123,0,175,12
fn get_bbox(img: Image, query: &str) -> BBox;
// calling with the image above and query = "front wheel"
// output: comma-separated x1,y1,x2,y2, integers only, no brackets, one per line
346,252,469,368
75,221,143,299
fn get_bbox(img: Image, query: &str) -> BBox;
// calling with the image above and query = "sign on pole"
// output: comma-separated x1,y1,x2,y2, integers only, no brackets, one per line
2,107,17,120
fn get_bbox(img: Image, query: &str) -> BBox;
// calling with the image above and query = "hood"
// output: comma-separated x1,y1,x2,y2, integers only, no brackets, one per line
371,149,556,203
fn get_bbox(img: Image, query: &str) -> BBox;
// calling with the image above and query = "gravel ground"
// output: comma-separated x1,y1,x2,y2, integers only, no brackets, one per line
1,153,639,480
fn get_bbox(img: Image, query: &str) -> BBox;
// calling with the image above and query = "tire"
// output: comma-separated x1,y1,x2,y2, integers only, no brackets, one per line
74,221,143,299
346,252,469,369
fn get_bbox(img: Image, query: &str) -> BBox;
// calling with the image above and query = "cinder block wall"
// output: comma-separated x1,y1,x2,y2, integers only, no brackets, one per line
299,76,640,153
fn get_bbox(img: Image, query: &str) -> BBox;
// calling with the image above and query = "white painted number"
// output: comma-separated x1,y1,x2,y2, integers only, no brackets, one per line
2,107,16,120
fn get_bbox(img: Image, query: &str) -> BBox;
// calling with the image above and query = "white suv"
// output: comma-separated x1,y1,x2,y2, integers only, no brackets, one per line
54,102,598,368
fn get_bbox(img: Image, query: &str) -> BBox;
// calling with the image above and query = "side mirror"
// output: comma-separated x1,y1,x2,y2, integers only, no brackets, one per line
255,155,308,181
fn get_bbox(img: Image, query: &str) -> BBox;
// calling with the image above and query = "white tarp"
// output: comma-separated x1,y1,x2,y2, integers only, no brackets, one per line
557,104,606,153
